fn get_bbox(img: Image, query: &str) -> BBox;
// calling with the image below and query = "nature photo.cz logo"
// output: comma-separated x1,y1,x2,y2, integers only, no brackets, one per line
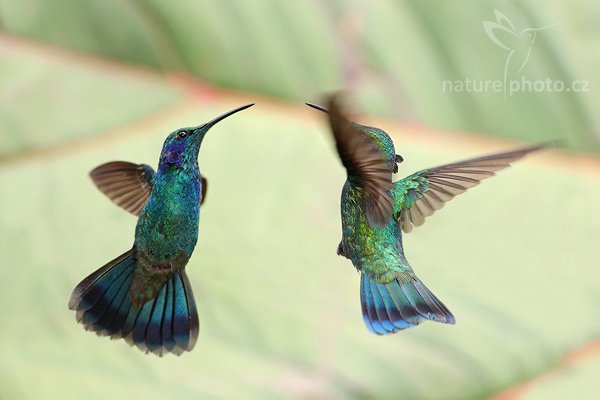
443,10,590,96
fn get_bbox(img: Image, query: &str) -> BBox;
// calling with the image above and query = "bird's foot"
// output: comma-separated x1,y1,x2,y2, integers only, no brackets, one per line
336,241,349,259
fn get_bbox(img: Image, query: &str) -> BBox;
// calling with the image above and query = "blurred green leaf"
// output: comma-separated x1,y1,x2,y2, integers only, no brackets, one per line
1,40,600,399
1,0,599,151
1,3,600,399
522,351,600,400
0,37,183,158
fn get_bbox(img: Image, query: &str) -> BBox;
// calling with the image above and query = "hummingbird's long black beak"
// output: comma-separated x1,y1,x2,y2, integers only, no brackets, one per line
198,103,255,131
305,103,329,114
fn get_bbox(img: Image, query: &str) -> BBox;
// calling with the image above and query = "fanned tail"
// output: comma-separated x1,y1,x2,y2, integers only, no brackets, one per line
360,272,454,334
68,249,198,356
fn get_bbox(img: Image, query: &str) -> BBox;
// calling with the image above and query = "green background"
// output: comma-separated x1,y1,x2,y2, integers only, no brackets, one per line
1,1,599,399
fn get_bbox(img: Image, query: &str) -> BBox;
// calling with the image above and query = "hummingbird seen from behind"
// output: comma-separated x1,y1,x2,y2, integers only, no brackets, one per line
69,104,254,355
307,95,545,334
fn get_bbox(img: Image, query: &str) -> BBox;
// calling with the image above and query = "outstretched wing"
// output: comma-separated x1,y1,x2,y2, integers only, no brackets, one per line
395,144,546,232
90,161,155,216
327,95,394,228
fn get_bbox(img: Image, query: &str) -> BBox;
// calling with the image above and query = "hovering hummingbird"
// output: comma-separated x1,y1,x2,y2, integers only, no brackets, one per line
307,95,545,334
69,104,254,355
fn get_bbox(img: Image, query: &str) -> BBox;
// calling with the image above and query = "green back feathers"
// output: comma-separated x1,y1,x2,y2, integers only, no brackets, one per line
357,124,397,170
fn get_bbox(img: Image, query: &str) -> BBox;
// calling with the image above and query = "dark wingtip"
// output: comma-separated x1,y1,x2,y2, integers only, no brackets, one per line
540,139,563,149
513,141,558,154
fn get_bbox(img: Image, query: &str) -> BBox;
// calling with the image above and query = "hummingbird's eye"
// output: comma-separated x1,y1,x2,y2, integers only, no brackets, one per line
177,130,188,139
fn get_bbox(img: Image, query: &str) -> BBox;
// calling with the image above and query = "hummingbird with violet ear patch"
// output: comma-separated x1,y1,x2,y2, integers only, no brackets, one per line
69,104,254,355
307,95,545,334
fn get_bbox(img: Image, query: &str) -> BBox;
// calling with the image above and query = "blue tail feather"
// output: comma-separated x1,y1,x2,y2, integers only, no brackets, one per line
360,272,454,335
387,282,420,326
86,269,132,327
369,279,398,333
403,281,438,320
172,270,190,350
161,279,176,352
69,249,199,356
131,300,155,353
145,283,168,353
80,267,132,326
374,281,413,330
399,281,437,320
72,251,134,312
361,276,386,334
94,271,133,335
172,271,199,354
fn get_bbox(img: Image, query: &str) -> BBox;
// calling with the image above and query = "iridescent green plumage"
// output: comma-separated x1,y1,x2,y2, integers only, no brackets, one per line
68,104,253,355
308,95,545,334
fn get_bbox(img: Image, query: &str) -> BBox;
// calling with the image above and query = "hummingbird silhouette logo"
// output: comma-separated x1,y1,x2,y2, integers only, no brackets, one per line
483,10,556,90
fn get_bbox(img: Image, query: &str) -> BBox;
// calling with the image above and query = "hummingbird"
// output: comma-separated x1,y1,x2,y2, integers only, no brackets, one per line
68,104,254,355
307,95,545,334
